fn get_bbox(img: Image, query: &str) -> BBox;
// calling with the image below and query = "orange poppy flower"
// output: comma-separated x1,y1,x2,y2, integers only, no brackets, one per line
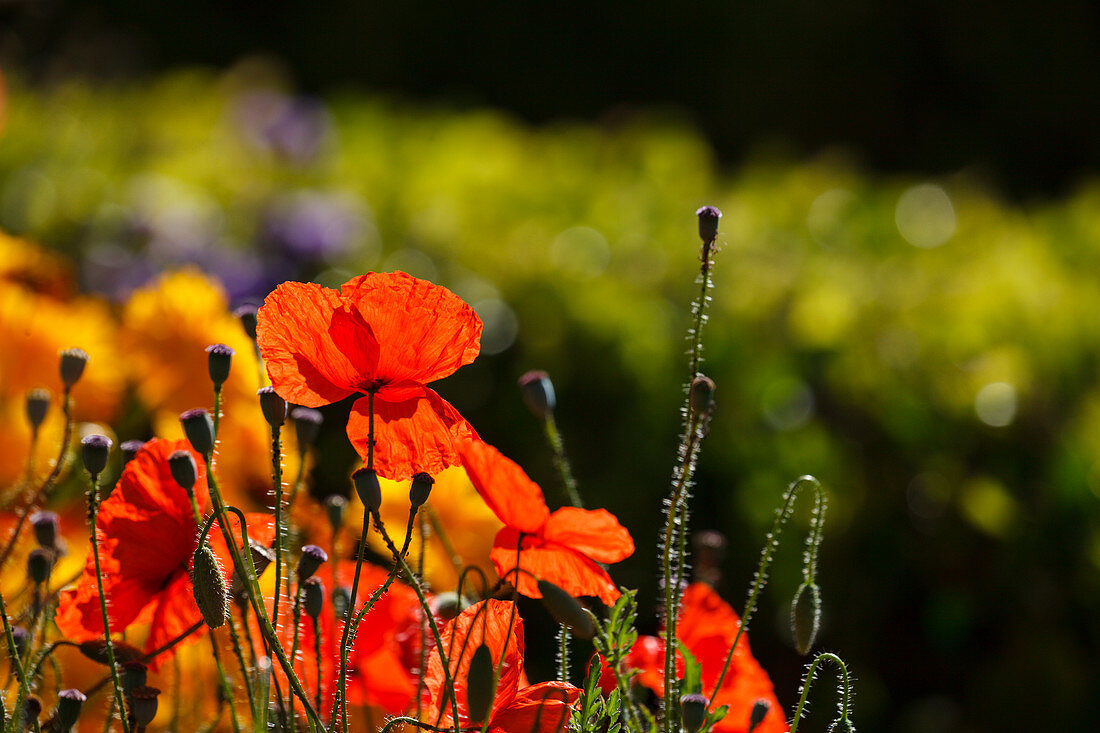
423,599,579,733
55,438,274,661
256,271,482,480
457,439,634,605
601,583,788,733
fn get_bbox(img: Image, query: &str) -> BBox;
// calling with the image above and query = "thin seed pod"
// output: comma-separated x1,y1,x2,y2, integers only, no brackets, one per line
466,643,495,724
791,582,822,655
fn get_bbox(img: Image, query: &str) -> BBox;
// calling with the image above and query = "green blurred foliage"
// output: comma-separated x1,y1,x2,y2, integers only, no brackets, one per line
2,69,1099,731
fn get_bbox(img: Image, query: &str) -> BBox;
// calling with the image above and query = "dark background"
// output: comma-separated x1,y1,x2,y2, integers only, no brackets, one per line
4,0,1100,195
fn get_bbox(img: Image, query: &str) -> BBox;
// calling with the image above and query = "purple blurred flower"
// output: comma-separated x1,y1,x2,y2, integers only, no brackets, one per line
260,191,365,262
233,91,331,164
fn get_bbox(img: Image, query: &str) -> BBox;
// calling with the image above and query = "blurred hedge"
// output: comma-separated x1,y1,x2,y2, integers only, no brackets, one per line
1,69,1099,731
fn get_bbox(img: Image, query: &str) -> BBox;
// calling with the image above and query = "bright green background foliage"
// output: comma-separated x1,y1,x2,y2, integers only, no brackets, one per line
2,70,1099,731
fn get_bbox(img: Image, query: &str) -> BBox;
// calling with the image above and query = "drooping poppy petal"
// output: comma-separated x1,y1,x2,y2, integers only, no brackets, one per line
144,572,204,665
489,682,579,733
349,387,479,480
339,271,482,386
489,528,621,605
541,507,635,564
458,439,550,533
257,281,370,406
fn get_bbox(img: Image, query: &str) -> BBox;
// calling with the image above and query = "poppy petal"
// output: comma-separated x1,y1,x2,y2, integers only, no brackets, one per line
339,272,482,385
489,529,621,605
257,281,371,406
490,682,580,733
348,387,478,481
145,573,205,668
541,507,635,564
457,439,550,533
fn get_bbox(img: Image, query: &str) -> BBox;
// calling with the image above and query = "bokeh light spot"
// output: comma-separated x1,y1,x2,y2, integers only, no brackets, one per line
974,382,1017,427
896,184,956,248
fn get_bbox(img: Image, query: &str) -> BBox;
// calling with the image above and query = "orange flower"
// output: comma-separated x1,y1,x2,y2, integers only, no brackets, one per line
603,583,788,733
257,271,482,480
457,439,634,605
55,438,273,661
423,599,579,732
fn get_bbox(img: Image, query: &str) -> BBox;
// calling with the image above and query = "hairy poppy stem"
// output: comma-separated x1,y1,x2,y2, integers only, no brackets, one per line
789,652,854,733
86,474,131,733
542,413,583,509
556,626,570,683
208,631,241,733
288,577,303,728
312,617,323,716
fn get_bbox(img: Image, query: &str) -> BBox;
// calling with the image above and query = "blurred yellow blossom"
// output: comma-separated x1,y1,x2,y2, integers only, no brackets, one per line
0,230,74,298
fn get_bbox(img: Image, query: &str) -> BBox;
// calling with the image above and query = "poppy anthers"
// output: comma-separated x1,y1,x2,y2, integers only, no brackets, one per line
457,438,634,605
423,599,579,732
257,271,482,480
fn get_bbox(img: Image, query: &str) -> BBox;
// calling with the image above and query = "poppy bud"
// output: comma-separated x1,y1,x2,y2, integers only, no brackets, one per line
206,344,234,388
78,640,143,666
30,511,59,548
409,472,434,508
518,370,556,419
332,585,351,621
749,698,771,732
59,348,89,388
258,386,287,427
681,693,709,733
432,592,468,620
352,468,381,511
234,304,258,340
120,440,146,465
230,541,275,599
689,375,716,416
466,643,495,724
179,408,215,455
55,688,86,731
303,577,324,621
128,686,161,728
791,581,821,655
696,205,722,243
536,579,595,639
11,627,31,658
297,545,328,580
165,450,197,493
191,542,228,629
27,548,53,585
291,407,323,451
25,389,50,430
80,435,112,477
827,720,856,733
122,661,148,694
21,695,42,729
324,495,347,532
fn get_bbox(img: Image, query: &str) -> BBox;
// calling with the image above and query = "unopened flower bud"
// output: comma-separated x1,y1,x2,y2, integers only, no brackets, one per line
27,548,53,585
291,407,323,451
78,640,143,666
681,693,709,733
466,643,495,724
234,304,258,340
59,348,89,389
696,205,722,243
689,375,716,416
749,698,771,732
409,472,434,508
536,579,594,639
791,581,822,655
80,435,112,477
25,389,50,430
128,686,161,727
352,468,381,511
30,511,59,548
179,408,215,455
432,592,468,620
121,661,148,694
21,695,41,729
230,541,275,599
332,585,351,621
258,386,287,427
168,450,197,492
518,370,556,419
191,542,228,629
120,440,146,465
206,344,234,388
297,545,328,580
826,720,856,733
303,577,324,620
11,627,31,658
55,688,86,731
324,495,347,532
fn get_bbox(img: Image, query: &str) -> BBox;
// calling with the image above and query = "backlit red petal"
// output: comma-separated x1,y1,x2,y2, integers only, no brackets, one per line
457,439,549,533
541,507,635,563
489,529,620,605
490,682,580,733
144,572,205,667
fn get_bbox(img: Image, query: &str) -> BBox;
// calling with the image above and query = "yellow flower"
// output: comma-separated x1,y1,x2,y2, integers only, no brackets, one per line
0,230,74,299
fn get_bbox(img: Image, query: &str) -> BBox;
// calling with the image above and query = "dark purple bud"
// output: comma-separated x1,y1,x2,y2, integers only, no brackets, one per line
303,577,324,620
352,468,381,511
120,440,146,465
24,389,50,430
27,548,53,585
206,344,235,388
58,348,89,388
291,407,323,450
749,698,771,732
696,205,722,243
80,435,112,476
681,693,709,733
297,545,328,580
258,386,287,427
324,495,347,533
409,472,434,508
128,686,161,727
168,450,197,492
56,688,86,730
689,375,716,416
121,661,148,694
179,408,214,455
30,511,59,548
518,370,556,420
21,695,42,729
11,626,31,657
234,304,259,340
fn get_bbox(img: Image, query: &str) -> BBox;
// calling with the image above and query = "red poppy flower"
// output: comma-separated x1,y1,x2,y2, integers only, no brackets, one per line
256,272,482,480
600,583,788,733
55,438,274,663
423,599,579,733
457,439,634,605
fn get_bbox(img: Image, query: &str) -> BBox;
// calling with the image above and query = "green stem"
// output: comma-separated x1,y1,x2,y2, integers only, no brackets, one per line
542,414,582,508
208,631,241,733
226,612,255,720
788,652,853,733
556,626,570,684
416,512,429,723
312,617,323,716
289,580,303,729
